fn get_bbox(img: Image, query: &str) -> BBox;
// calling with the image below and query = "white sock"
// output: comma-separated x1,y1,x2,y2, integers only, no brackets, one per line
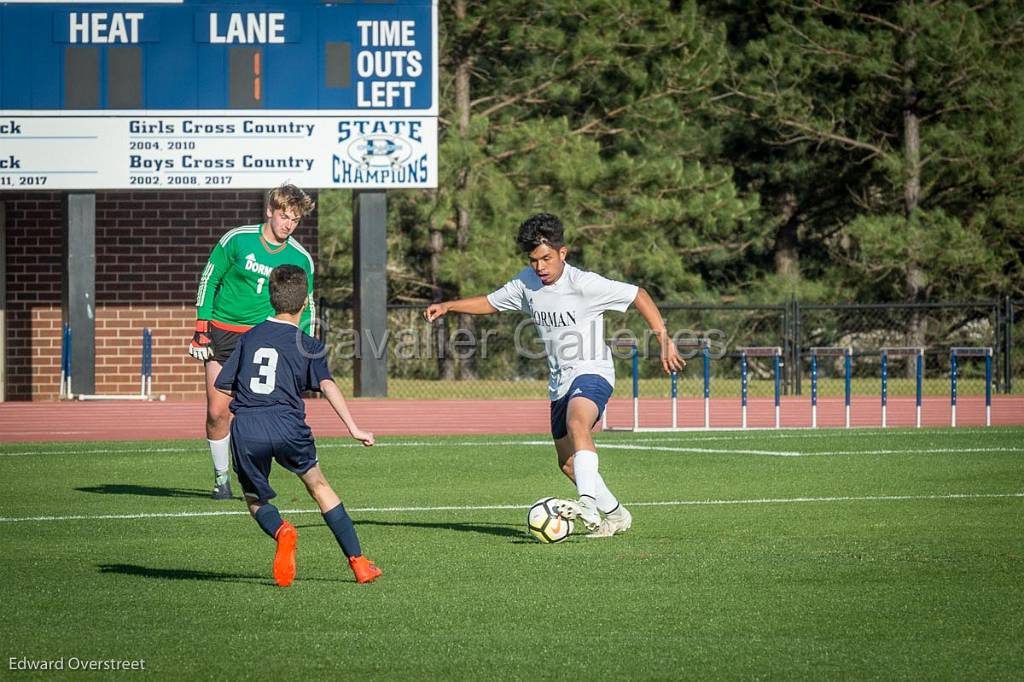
573,450,619,513
572,450,599,500
208,435,231,476
594,476,620,515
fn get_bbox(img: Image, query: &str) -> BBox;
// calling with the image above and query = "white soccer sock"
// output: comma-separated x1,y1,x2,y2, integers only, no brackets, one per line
208,435,231,476
573,450,619,513
594,475,620,515
572,450,599,500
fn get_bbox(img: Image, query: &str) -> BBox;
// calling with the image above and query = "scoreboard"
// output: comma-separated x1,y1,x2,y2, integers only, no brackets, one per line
0,0,438,189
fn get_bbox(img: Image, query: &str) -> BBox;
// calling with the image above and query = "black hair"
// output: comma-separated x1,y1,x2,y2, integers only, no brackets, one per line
269,264,308,315
516,213,564,253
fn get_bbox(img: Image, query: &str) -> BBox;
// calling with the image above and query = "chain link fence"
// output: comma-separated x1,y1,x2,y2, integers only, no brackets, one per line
1010,299,1022,394
320,299,1020,400
796,302,1002,400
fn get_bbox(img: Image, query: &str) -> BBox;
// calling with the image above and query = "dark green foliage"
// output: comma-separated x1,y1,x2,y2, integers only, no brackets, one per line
710,0,1024,302
318,1,1024,305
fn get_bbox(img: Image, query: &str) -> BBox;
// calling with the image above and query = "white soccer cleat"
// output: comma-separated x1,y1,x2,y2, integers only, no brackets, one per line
587,505,632,539
555,497,601,532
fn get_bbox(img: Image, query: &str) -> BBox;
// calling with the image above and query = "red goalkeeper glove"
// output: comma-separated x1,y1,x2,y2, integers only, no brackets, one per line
188,320,213,361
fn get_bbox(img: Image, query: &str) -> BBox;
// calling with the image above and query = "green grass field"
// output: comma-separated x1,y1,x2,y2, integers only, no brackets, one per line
2,428,1023,680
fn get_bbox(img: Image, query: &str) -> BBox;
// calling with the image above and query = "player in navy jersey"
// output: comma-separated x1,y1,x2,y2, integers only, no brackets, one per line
192,184,318,501
215,264,381,586
425,214,685,538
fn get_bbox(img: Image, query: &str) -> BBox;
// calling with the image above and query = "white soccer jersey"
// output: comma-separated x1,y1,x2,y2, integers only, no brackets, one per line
487,263,639,400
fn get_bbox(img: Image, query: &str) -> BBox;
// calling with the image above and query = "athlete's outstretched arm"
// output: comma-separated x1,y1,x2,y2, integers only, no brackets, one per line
189,241,232,361
423,296,498,322
633,288,686,374
320,379,374,446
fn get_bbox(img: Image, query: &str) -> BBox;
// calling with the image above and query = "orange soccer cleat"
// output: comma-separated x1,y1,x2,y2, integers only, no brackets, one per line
348,555,382,584
273,521,297,587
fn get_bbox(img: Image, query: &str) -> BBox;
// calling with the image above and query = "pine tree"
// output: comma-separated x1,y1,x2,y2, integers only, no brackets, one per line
712,0,1024,303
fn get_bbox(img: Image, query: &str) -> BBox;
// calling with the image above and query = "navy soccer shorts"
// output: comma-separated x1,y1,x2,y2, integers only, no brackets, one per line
550,374,613,440
229,409,319,502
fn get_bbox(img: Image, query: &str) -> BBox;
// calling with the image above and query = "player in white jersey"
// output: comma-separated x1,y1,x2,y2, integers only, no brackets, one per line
424,213,684,537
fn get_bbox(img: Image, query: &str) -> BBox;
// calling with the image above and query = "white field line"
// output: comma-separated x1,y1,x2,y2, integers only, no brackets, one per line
2,438,1023,459
0,423,1015,457
1,492,1021,524
620,429,1001,443
0,440,528,456
597,444,1024,457
0,446,206,458
597,444,804,456
0,425,1004,454
0,425,1009,457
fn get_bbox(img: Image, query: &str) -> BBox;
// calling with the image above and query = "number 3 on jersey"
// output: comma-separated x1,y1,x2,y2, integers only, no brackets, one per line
250,347,278,394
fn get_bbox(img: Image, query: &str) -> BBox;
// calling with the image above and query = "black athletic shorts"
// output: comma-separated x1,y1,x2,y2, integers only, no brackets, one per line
207,324,243,364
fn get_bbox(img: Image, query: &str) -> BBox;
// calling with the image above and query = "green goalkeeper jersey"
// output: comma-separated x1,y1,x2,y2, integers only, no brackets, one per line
196,224,316,335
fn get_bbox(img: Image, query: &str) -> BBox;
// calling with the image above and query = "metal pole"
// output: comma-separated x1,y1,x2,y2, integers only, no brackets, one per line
773,352,781,429
352,190,389,397
881,350,888,428
671,370,678,429
703,344,710,430
844,348,851,429
139,329,146,397
915,349,923,428
144,327,151,399
65,326,72,399
64,193,96,397
985,348,992,427
951,350,958,428
811,350,818,429
60,324,69,399
740,352,748,430
632,343,639,432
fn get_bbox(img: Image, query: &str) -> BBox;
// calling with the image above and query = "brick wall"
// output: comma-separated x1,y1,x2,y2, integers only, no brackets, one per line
3,191,319,400
3,192,63,401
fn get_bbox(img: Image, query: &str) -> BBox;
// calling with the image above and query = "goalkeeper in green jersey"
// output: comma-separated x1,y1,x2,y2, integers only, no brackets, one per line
189,184,317,499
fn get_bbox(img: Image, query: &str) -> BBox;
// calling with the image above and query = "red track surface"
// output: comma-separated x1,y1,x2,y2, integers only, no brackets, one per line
0,396,1021,443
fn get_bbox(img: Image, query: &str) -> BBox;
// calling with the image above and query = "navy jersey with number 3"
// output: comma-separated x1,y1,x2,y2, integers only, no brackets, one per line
215,318,332,419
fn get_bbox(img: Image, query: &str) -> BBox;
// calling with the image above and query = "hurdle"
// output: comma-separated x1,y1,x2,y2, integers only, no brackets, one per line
700,341,710,429
738,347,782,429
601,340,638,432
59,324,72,399
74,328,158,401
950,347,992,427
810,347,851,429
601,338,706,432
880,347,924,428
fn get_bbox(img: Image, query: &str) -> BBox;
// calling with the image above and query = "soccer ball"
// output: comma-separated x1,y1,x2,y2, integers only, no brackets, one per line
527,497,572,544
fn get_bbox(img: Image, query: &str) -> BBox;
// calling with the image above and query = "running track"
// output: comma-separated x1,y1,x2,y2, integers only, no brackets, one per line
0,396,1021,442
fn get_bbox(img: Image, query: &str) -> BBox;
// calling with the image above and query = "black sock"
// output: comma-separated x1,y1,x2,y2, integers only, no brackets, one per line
254,504,284,539
322,503,362,558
